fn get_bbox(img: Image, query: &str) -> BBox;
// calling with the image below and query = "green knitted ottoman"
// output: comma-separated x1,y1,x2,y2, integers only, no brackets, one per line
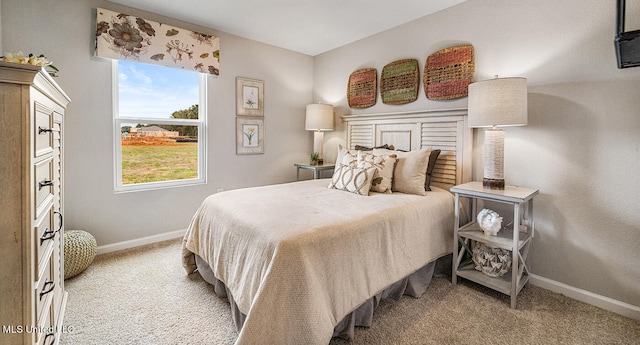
64,230,97,279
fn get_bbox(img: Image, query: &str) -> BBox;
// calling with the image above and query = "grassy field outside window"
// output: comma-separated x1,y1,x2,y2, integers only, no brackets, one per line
121,139,198,184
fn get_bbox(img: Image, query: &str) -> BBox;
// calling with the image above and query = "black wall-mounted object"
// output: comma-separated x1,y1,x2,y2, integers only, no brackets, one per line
615,0,640,68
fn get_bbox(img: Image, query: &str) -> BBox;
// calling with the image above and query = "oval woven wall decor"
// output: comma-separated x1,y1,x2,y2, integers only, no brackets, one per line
347,68,378,108
380,58,419,105
424,45,475,100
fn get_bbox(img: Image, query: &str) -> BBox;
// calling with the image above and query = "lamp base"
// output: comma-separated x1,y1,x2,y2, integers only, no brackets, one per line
483,178,505,190
313,131,325,164
483,128,505,190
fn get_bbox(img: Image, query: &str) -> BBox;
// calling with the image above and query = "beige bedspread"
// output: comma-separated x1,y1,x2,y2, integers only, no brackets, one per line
181,179,454,345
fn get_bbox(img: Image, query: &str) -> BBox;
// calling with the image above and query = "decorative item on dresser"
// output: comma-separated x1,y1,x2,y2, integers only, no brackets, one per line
467,76,528,189
0,61,71,345
305,103,334,165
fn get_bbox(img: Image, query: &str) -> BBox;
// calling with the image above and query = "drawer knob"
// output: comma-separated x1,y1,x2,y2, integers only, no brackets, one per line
39,280,55,300
40,227,59,245
39,179,54,190
38,126,54,134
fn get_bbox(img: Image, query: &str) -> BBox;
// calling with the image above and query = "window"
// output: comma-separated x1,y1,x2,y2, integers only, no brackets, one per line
113,60,207,192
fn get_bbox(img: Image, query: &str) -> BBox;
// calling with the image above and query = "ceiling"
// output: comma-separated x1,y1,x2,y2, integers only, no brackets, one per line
107,0,467,56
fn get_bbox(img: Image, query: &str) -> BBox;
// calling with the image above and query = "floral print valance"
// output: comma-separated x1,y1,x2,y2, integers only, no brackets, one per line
95,8,220,75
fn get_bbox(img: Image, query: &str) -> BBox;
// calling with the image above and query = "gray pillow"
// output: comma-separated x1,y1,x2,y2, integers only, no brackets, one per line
425,149,441,191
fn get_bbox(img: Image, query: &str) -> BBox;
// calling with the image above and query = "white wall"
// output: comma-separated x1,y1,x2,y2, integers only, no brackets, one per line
313,0,640,308
1,0,314,245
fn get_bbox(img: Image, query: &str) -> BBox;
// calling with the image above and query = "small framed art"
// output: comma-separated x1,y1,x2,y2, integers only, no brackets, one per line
236,77,264,116
236,117,264,154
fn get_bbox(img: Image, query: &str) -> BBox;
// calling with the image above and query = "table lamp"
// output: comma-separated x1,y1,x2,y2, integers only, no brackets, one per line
305,103,334,165
468,76,528,189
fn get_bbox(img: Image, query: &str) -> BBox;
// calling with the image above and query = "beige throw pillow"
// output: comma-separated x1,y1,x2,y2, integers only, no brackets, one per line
373,147,432,196
333,145,358,174
357,151,397,194
328,164,376,196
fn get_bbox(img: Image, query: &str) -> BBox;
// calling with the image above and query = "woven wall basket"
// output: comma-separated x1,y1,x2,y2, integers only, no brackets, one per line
424,45,474,100
347,68,378,108
380,59,419,105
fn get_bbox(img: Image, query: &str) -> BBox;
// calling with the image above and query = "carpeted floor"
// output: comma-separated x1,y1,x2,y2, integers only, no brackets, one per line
61,239,640,345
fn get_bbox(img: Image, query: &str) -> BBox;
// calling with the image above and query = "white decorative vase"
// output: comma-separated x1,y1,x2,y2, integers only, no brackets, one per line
477,208,503,236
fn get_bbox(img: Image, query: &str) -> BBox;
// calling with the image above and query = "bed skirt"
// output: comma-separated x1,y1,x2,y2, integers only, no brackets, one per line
194,254,452,341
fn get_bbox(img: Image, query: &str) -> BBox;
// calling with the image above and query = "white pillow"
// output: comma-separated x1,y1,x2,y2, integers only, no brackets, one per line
357,151,397,194
335,145,358,166
328,164,376,196
341,150,358,167
373,147,431,196
333,145,358,174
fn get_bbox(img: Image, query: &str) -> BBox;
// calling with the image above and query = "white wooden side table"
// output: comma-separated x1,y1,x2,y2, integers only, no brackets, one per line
451,181,539,309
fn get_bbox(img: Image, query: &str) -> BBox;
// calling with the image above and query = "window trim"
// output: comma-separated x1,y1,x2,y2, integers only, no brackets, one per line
112,60,207,193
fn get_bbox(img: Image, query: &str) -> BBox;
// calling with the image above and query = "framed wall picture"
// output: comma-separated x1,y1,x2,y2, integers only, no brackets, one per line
236,77,264,116
236,117,264,154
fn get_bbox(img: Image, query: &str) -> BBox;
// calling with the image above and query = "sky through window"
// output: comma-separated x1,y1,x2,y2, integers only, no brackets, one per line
118,60,199,119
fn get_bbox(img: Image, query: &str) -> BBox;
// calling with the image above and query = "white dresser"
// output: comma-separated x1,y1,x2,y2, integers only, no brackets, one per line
0,62,70,345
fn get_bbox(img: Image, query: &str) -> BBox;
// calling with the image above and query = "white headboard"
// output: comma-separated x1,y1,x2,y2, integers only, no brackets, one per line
342,108,472,190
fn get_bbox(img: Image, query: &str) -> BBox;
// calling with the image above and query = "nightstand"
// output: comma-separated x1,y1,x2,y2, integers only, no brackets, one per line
451,181,539,308
294,163,335,181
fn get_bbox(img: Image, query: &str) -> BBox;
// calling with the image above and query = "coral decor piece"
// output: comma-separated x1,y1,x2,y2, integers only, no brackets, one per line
477,208,503,236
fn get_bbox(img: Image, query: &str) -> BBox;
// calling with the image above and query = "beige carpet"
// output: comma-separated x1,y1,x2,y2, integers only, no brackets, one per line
61,239,640,345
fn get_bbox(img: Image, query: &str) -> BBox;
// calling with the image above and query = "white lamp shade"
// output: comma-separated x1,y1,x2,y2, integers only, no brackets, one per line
468,77,528,128
305,103,334,131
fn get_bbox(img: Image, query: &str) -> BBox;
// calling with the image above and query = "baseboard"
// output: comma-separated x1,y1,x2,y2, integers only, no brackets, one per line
530,274,640,321
95,234,638,321
96,229,186,255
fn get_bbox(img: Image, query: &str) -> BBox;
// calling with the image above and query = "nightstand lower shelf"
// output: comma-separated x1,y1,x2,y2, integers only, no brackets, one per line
456,261,529,296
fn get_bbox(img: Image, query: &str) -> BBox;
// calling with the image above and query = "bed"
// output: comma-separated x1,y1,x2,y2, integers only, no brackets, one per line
182,109,472,345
